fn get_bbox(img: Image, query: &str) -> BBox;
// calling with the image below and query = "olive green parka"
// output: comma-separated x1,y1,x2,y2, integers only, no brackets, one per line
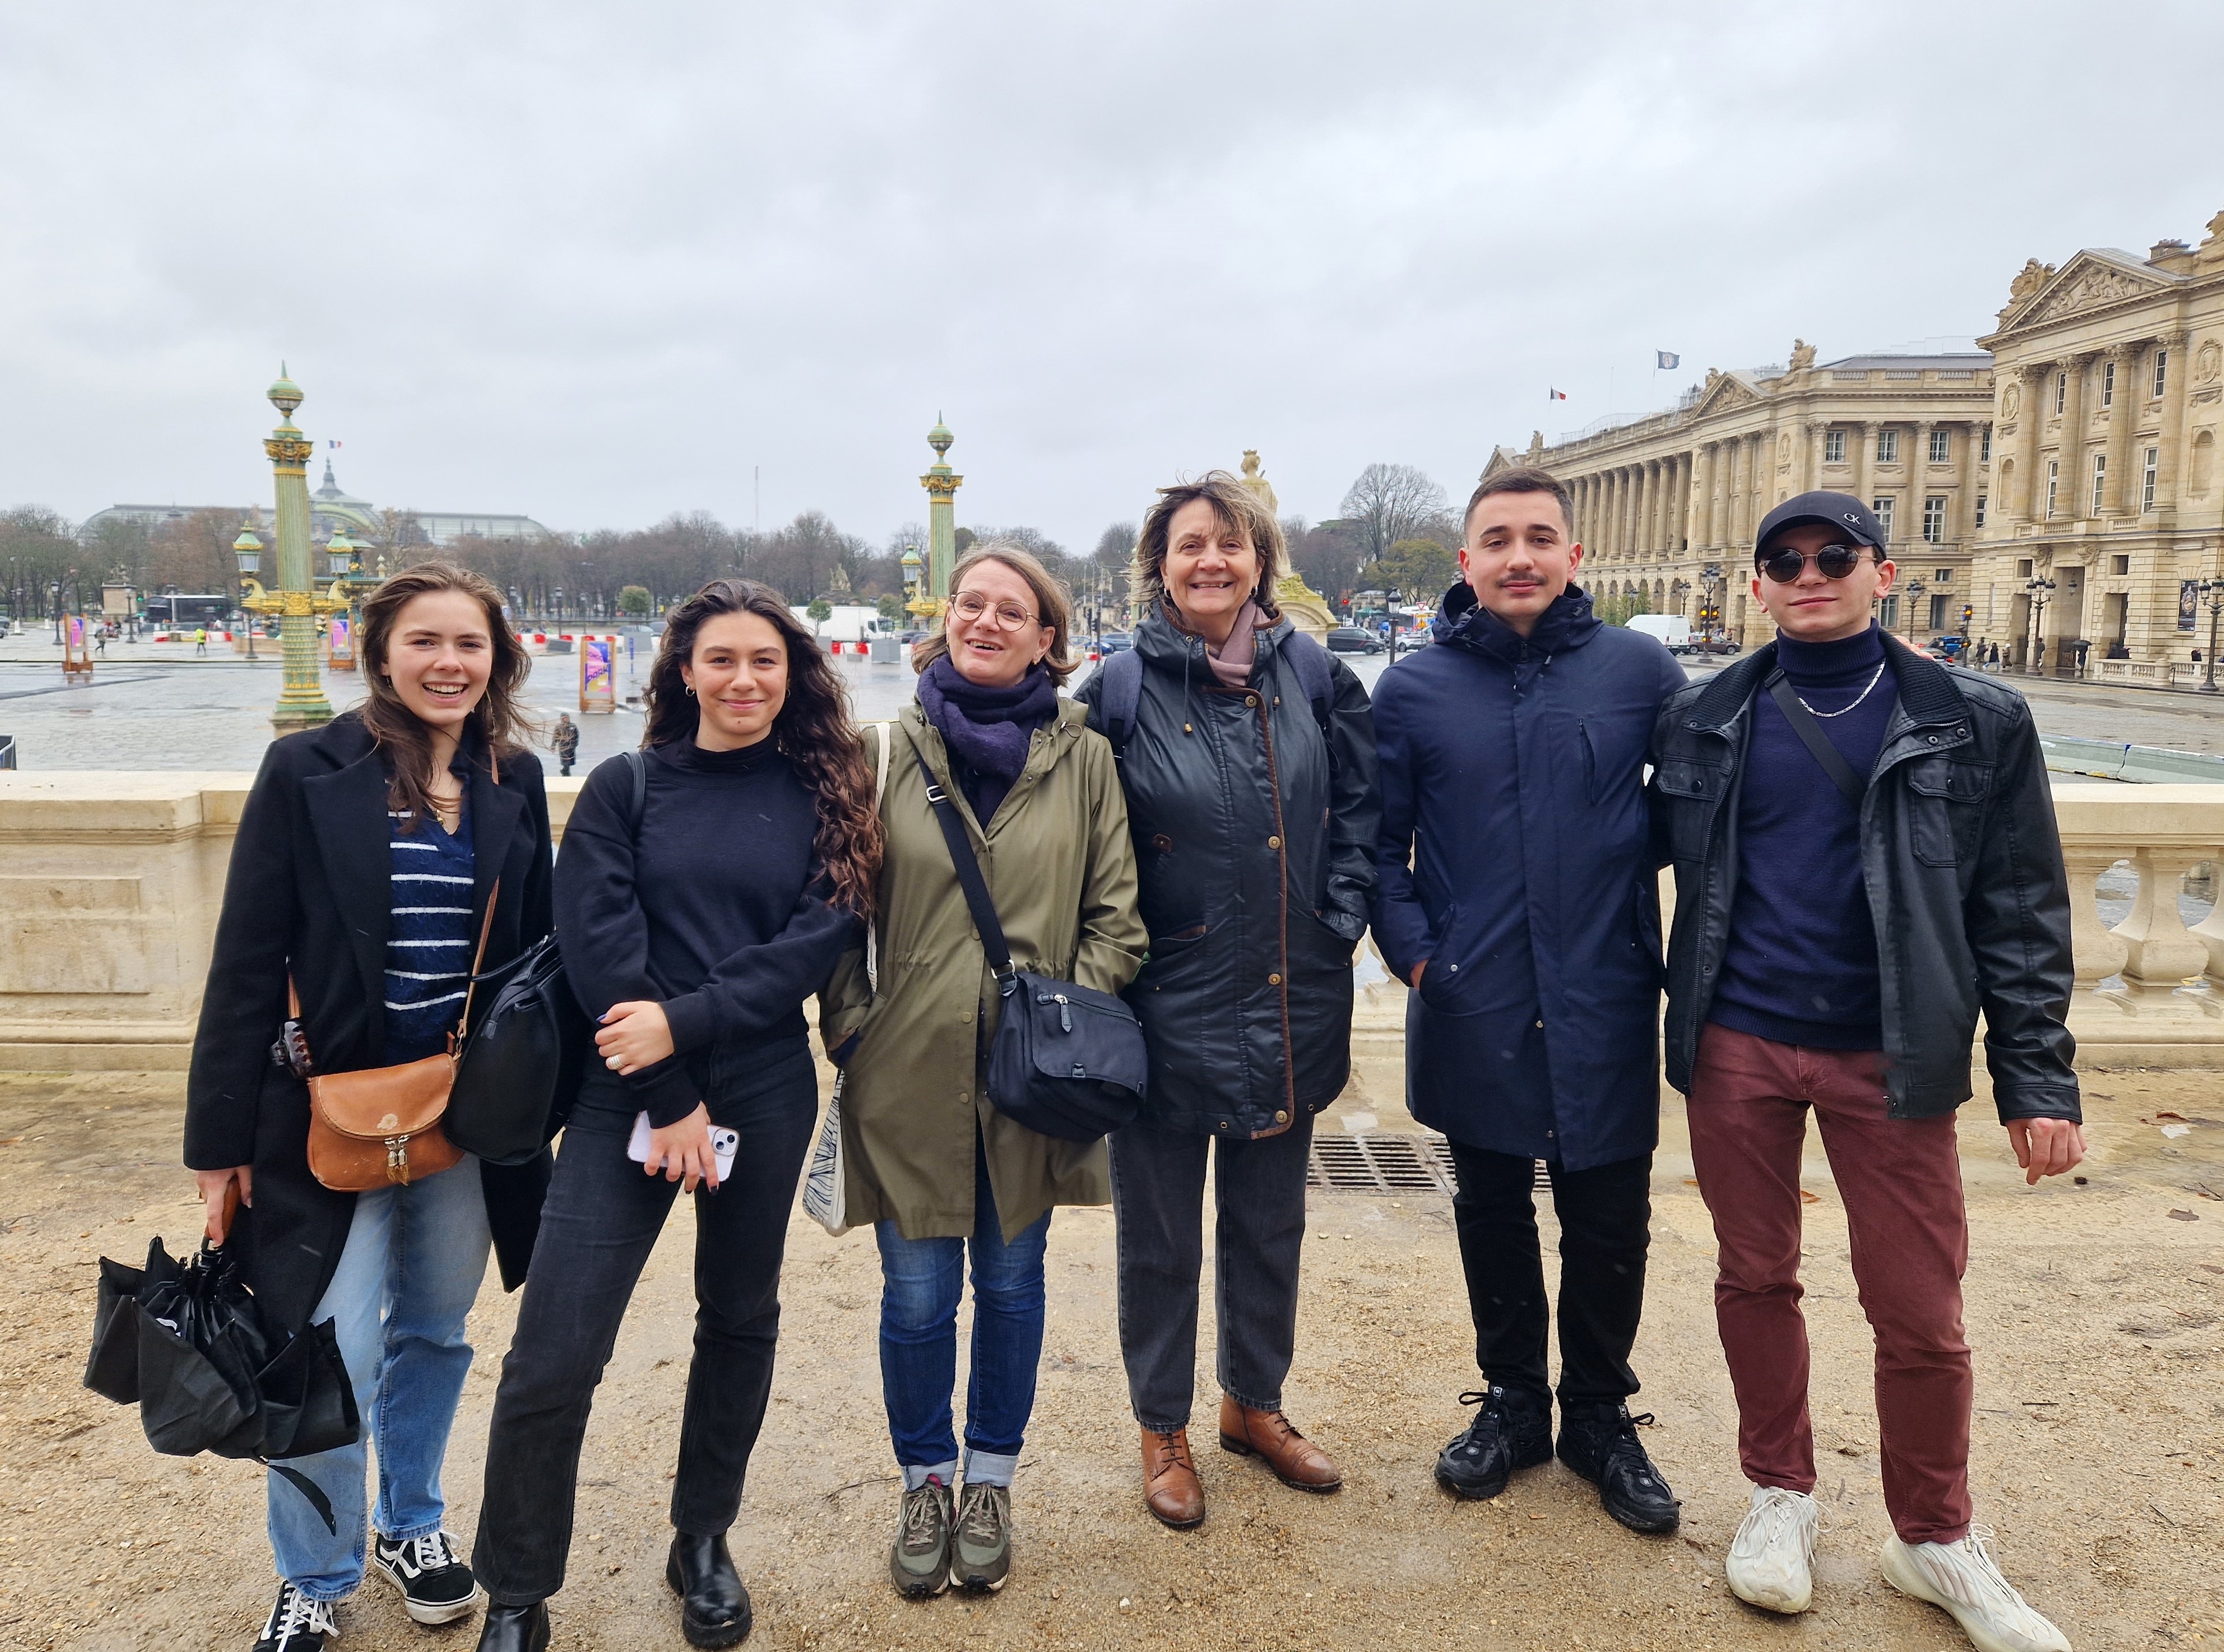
820,699,1147,1241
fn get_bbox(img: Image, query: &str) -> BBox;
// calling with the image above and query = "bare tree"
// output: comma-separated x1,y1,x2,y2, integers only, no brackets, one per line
1093,521,1137,571
1286,517,1364,607
1337,463,1450,566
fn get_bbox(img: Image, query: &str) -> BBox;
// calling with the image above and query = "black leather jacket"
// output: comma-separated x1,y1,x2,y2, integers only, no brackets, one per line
1650,643,2080,1124
1073,612,1379,1139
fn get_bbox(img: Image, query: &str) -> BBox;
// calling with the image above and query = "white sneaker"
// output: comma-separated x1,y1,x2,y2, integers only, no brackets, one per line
1724,1483,1819,1613
1879,1525,2072,1652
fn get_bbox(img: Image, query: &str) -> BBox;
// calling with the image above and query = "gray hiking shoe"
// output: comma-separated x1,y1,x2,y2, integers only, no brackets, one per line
889,1477,953,1598
950,1482,1012,1592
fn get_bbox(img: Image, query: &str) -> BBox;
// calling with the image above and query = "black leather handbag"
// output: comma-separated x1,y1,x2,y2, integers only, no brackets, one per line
914,752,1147,1143
445,933,590,1164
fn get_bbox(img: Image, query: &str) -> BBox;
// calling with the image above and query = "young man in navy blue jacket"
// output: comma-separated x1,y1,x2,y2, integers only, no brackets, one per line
1370,466,1687,1534
1650,493,2079,1652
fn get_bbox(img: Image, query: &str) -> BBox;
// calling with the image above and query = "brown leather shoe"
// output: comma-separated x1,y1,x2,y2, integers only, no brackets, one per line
1140,1426,1205,1528
1218,1395,1342,1493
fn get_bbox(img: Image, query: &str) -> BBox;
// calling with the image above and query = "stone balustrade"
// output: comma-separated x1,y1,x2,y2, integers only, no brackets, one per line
2,774,2220,1071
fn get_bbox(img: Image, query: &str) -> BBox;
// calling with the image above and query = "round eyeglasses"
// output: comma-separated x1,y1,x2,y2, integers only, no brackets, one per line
1758,544,1877,585
950,592,1040,630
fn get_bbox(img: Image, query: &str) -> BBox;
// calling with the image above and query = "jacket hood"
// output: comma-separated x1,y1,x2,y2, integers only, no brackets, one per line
1432,579,1602,663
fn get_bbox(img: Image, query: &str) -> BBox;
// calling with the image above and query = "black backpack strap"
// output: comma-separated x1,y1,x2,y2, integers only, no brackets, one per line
1098,648,1145,756
1764,670,1866,807
1278,628,1336,736
911,750,1018,990
623,749,648,835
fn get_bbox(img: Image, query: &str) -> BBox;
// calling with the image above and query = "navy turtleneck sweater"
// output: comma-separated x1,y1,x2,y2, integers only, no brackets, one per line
1710,623,1895,1051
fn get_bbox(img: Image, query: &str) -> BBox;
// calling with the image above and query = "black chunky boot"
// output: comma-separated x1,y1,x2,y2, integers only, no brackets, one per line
1434,1385,1554,1500
1555,1402,1681,1533
667,1532,753,1647
475,1600,550,1652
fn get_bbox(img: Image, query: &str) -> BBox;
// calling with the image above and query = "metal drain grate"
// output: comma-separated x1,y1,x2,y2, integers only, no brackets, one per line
1307,1133,1549,1194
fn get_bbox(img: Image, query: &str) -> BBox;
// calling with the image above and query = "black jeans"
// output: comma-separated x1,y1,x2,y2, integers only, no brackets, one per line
1446,1140,1652,1409
472,1038,818,1605
1109,1114,1312,1431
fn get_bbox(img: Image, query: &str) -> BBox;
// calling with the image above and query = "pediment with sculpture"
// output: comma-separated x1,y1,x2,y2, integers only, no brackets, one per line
1691,369,1761,418
1998,251,2175,332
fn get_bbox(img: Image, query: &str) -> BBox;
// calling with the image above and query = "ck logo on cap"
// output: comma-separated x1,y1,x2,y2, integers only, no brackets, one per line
1844,512,1861,523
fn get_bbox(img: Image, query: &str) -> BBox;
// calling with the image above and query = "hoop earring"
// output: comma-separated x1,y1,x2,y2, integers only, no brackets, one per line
686,685,697,697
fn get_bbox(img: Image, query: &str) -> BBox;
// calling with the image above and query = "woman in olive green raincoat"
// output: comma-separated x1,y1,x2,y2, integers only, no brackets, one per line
819,543,1144,1599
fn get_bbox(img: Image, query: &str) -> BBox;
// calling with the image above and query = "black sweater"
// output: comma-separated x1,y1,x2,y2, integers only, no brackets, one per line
1711,623,1894,1051
556,735,858,1126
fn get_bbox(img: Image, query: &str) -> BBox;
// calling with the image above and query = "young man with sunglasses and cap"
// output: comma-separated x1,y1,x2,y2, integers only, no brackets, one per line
1650,491,2080,1652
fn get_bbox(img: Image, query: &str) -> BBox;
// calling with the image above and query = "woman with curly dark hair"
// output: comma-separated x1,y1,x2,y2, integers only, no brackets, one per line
471,578,877,1652
186,561,555,1651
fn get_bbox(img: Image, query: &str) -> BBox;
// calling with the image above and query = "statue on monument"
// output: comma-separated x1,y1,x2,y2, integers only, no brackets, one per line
1239,449,1334,640
1788,338,1816,373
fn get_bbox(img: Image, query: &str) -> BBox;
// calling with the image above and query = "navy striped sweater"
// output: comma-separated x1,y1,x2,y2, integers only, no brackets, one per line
385,808,476,1062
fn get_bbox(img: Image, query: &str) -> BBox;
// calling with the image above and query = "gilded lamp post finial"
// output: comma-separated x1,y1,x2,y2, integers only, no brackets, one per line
248,367,340,731
920,414,962,603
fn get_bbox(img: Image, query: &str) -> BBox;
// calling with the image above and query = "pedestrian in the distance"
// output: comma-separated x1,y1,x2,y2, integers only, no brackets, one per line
471,578,877,1652
195,625,209,656
552,712,579,778
185,563,556,1652
1370,466,1686,1536
819,543,1146,1599
1070,472,1377,1530
1651,491,2081,1650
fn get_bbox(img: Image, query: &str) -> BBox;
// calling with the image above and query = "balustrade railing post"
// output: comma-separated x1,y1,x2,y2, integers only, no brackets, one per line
2112,847,2212,989
2063,849,2130,985
2187,854,2224,988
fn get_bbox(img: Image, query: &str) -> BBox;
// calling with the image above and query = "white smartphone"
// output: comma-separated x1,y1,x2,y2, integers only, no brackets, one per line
627,1111,738,1185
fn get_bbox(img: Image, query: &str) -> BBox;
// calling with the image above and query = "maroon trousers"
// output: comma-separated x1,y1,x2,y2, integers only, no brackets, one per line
1686,1024,1973,1544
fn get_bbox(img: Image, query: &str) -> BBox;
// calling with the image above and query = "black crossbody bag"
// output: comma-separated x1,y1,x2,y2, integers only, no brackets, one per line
1764,669,1869,807
913,751,1148,1143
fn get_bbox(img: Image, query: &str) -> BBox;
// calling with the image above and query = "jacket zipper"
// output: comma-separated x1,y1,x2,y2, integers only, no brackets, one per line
1255,668,1297,1138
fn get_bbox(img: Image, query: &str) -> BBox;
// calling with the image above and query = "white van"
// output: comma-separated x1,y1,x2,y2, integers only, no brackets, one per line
1627,614,1692,654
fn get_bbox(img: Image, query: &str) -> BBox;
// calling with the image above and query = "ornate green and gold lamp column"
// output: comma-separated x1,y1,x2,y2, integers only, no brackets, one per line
920,415,961,602
244,368,338,731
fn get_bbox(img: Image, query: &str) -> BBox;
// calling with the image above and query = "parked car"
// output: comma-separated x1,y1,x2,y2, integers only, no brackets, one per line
1093,631,1133,654
1690,636,1742,655
1326,626,1385,655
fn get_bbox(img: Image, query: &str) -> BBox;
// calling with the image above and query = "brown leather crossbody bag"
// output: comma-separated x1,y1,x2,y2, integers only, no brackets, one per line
293,880,498,1192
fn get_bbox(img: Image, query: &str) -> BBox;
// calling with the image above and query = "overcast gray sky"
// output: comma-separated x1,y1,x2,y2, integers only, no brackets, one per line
5,1,2221,552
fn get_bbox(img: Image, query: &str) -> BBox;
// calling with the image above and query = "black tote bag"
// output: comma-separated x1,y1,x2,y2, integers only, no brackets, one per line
913,752,1147,1142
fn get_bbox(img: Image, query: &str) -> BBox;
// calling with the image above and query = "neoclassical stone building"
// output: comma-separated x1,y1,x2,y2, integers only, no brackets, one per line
1970,213,2224,679
1487,343,1996,647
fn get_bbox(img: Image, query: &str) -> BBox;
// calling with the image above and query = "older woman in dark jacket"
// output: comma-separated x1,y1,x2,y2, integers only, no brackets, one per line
1073,473,1378,1529
185,564,553,1652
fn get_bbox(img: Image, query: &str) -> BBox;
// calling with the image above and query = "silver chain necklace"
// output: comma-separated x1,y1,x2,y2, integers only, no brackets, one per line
1796,658,1887,719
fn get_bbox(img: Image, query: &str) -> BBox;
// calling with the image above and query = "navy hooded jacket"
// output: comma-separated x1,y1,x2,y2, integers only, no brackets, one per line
1369,582,1686,1169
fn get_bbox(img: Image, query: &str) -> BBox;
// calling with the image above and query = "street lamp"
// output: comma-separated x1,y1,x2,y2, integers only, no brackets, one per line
1700,562,1723,646
234,525,263,660
2198,578,2224,694
2024,576,2055,676
1902,577,1927,643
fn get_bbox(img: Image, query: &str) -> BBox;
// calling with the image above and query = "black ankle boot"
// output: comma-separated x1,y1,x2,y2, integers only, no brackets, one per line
666,1532,753,1648
1555,1402,1681,1533
475,1600,550,1652
1435,1384,1553,1500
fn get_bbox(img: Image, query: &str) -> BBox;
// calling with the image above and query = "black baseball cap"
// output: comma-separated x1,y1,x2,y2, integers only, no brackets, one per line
1753,491,1887,563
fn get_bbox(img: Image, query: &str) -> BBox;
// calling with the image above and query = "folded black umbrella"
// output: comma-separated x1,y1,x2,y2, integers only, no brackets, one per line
85,1238,360,1529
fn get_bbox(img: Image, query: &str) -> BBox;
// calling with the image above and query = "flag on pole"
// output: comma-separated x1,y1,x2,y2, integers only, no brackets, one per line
327,439,342,448
1654,351,1680,370
1548,388,1567,401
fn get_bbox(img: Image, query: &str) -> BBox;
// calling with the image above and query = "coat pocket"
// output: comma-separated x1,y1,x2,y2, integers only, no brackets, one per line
1651,758,1720,862
1903,757,1992,867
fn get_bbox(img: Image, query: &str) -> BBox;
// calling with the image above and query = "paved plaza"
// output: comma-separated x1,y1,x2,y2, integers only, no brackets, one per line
0,1064,2216,1651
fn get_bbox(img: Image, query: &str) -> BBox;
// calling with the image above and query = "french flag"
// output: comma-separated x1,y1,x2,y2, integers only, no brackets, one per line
1548,388,1567,401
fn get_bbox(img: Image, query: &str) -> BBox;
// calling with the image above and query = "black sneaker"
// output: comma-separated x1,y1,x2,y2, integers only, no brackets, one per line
1435,1385,1553,1500
950,1482,1012,1593
253,1582,338,1651
373,1530,485,1625
1555,1403,1681,1533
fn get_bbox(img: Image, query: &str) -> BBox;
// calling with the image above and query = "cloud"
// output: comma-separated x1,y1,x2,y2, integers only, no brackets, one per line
3,0,2220,551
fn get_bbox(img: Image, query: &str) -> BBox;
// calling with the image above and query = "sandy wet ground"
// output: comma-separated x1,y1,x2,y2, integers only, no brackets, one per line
1,1063,2219,1652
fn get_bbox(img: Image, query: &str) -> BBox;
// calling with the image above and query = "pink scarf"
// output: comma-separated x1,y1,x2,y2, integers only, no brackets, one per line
1165,598,1268,688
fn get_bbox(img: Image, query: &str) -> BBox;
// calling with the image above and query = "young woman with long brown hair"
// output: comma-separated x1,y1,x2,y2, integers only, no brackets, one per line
471,578,880,1652
186,562,556,1652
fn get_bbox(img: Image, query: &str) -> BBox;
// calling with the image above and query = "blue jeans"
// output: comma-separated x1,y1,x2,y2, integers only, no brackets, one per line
268,1159,492,1600
875,1149,1049,1487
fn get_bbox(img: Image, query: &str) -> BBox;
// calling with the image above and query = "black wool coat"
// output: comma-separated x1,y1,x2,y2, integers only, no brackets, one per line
1073,612,1380,1139
184,713,556,1335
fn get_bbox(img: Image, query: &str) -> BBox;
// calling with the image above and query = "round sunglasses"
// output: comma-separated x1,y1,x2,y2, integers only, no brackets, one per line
1758,543,1878,584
